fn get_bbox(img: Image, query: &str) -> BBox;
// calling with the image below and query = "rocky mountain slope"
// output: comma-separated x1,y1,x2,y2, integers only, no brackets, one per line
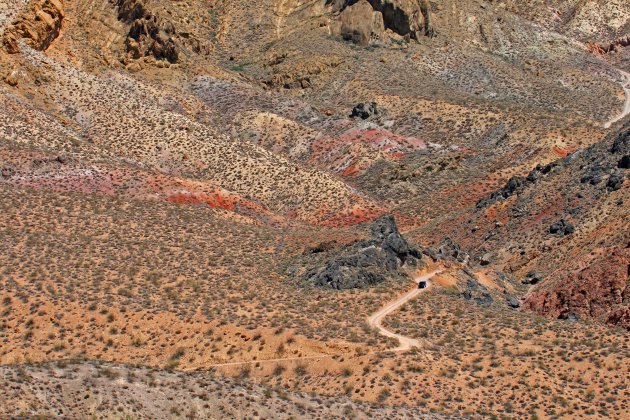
433,120,630,329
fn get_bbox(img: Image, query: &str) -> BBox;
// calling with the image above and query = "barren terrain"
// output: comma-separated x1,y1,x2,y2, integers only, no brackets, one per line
1,0,628,418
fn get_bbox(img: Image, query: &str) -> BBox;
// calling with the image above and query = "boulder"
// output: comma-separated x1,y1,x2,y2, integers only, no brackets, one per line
5,70,19,87
462,278,493,307
522,271,543,285
506,296,521,309
350,102,379,119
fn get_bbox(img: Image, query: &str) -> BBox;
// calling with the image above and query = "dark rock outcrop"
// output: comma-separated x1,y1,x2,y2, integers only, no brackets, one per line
610,128,630,154
300,215,421,289
477,162,558,209
350,102,378,119
549,219,574,235
607,171,625,191
522,271,543,285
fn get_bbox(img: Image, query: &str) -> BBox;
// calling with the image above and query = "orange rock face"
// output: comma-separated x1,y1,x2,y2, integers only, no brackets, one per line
4,0,64,51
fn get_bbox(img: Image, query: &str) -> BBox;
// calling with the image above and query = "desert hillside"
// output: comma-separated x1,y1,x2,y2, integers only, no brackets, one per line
1,0,629,418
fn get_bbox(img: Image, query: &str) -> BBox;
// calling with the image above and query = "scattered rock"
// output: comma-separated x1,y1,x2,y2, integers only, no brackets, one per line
478,162,560,209
476,175,526,208
428,237,469,263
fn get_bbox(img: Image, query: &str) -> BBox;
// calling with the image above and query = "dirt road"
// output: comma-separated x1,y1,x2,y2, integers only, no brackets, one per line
604,69,630,129
366,270,442,352
204,270,442,368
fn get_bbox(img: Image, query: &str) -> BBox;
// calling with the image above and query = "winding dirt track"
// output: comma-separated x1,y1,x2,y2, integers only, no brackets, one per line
367,270,442,351
206,270,443,368
604,69,630,129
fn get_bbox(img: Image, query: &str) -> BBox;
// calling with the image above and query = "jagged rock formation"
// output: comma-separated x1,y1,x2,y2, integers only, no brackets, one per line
329,0,434,45
476,163,557,209
300,215,422,289
338,0,384,46
2,0,64,52
112,0,179,63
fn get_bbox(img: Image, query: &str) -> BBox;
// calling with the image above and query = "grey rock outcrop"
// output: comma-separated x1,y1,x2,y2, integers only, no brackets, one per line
300,215,422,289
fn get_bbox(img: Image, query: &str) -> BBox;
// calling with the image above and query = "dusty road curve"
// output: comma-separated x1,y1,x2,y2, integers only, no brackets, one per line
367,270,442,352
604,69,630,129
204,270,443,368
